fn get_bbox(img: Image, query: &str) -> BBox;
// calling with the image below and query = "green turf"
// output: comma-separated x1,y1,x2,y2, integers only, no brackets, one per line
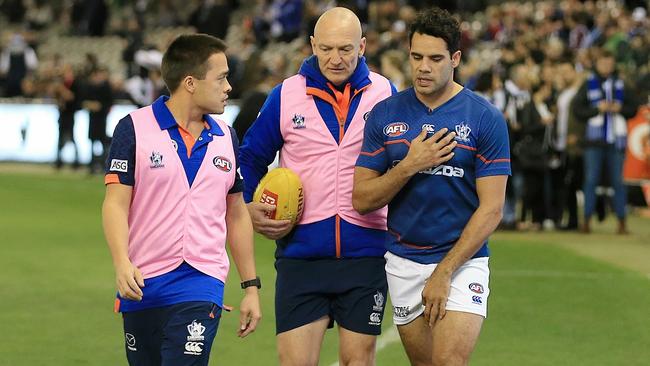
1,170,649,365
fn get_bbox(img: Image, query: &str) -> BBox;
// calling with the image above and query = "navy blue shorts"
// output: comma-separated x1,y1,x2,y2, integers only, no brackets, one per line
275,257,388,335
122,301,222,366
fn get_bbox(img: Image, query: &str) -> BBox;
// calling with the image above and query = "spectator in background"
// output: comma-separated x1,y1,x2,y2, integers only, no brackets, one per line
473,69,506,112
380,50,408,91
80,53,99,79
124,66,157,108
82,66,113,174
231,67,281,143
253,0,303,45
119,18,145,78
52,63,82,170
501,64,531,230
79,0,109,36
24,0,54,31
537,63,563,230
270,0,304,42
1,0,26,24
0,33,38,97
151,0,181,28
514,71,553,231
123,46,165,107
567,12,590,50
572,49,639,234
554,61,585,230
363,29,382,72
189,0,235,40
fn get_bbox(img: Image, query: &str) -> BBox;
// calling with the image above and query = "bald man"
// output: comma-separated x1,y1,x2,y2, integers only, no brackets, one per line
239,7,397,366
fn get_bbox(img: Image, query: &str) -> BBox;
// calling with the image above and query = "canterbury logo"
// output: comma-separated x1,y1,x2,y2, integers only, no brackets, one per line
184,342,204,355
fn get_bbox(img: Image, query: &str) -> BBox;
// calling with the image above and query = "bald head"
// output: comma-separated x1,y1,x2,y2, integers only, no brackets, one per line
311,7,366,85
314,7,362,40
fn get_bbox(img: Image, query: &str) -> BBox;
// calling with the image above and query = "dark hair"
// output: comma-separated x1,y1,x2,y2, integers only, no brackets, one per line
473,71,493,93
408,7,461,54
599,49,615,60
161,34,227,93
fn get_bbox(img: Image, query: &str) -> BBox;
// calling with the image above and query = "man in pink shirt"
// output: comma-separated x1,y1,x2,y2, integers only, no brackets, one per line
102,34,261,366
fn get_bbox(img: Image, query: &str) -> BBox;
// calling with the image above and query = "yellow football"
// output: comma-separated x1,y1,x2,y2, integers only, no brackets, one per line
253,168,304,224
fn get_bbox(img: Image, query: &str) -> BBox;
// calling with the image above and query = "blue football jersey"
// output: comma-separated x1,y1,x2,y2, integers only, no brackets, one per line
356,87,511,264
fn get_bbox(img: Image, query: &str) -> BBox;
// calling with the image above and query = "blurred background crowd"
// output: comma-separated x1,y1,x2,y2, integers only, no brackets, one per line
0,0,649,232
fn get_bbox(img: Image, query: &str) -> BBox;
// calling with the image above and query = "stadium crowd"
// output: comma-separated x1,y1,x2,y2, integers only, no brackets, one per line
1,0,649,233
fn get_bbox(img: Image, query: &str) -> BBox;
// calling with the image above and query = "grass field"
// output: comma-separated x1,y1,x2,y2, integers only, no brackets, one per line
1,166,650,365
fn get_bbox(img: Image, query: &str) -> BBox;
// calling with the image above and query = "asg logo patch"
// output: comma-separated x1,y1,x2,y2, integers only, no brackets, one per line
472,295,483,305
384,122,409,137
213,156,232,172
469,282,484,294
110,159,128,173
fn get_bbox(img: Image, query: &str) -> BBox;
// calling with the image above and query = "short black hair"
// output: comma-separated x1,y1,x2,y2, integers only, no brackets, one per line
161,34,227,93
599,49,615,60
408,7,461,54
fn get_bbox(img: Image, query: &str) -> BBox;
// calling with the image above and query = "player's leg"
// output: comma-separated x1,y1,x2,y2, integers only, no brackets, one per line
333,257,387,366
277,317,330,366
160,301,221,366
275,258,333,366
396,317,433,366
338,328,377,366
386,253,490,366
122,307,165,366
430,311,483,366
606,145,628,232
386,252,435,365
429,257,490,366
582,146,604,230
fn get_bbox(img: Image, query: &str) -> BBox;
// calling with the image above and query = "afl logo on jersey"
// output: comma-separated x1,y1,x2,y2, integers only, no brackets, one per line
469,283,484,294
384,122,409,137
213,156,232,172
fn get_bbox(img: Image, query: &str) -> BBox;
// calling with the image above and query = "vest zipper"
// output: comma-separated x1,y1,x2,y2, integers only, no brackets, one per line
335,214,341,258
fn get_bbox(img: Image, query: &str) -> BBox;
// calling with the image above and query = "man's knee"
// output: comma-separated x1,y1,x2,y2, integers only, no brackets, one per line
432,349,470,366
339,343,376,366
278,351,319,366
276,320,329,366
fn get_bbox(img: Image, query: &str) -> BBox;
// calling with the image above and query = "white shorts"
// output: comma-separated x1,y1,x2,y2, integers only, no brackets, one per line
385,251,490,325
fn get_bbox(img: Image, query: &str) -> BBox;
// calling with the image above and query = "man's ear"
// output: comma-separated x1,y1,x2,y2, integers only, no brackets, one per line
451,50,462,68
182,75,195,93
